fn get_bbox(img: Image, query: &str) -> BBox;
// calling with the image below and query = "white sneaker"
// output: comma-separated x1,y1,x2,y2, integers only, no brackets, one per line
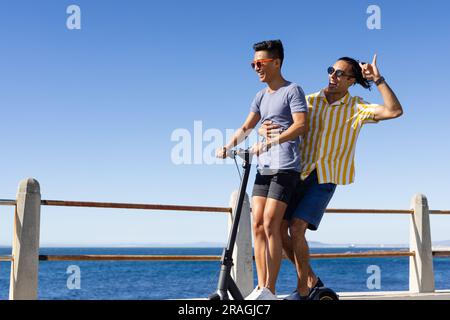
253,287,279,300
245,287,262,300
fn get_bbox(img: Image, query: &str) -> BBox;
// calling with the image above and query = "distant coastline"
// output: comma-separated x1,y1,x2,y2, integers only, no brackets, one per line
1,240,450,249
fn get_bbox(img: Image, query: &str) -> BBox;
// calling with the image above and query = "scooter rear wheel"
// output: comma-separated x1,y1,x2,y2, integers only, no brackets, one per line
310,288,339,301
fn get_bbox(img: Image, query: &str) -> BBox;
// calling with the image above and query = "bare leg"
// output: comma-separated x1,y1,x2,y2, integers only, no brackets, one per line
281,220,318,290
281,220,295,261
251,196,267,289
290,218,313,297
307,266,318,289
263,198,288,294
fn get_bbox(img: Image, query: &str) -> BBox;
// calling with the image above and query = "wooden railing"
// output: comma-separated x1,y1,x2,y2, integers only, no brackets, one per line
0,251,423,262
1,178,450,299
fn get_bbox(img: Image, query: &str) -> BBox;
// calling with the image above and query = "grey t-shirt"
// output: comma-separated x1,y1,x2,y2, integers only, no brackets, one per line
250,81,307,173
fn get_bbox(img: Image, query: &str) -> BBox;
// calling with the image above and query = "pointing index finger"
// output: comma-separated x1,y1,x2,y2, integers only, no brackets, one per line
372,54,378,66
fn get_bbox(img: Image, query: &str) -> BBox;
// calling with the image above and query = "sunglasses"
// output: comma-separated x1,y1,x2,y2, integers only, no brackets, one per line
251,58,274,69
327,66,355,78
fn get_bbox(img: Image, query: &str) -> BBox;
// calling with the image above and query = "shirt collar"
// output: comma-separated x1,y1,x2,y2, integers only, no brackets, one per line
319,89,352,106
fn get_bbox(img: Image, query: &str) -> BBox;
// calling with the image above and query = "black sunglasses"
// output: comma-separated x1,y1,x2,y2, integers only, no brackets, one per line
327,66,355,78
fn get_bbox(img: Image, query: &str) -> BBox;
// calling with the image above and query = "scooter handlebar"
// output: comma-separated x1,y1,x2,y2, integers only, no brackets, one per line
226,145,264,160
226,148,246,159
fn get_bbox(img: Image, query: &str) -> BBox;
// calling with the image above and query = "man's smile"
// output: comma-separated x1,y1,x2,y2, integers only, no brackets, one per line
328,81,338,89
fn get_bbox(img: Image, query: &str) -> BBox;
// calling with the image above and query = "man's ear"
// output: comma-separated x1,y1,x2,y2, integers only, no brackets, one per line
275,58,282,69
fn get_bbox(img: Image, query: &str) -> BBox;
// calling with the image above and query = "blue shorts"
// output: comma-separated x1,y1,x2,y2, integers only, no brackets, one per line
284,170,337,231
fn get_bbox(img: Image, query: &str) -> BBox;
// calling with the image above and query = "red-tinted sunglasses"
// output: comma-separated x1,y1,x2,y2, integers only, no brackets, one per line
251,58,274,69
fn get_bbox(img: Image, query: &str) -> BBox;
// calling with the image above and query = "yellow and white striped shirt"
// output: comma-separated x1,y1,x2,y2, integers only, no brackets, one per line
300,90,381,185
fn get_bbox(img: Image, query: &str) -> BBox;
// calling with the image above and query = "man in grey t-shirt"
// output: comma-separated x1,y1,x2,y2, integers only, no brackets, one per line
216,40,307,300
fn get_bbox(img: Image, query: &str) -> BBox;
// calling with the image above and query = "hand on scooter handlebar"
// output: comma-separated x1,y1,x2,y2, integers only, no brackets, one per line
215,147,246,159
215,147,228,159
216,146,248,159
216,143,269,160
227,142,268,159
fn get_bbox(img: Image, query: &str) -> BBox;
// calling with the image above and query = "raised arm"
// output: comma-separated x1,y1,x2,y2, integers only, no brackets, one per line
216,111,261,159
360,54,403,121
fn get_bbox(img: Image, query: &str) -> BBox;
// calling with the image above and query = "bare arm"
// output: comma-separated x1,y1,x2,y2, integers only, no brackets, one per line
267,112,307,147
360,55,403,121
252,112,307,156
372,80,403,120
216,112,261,158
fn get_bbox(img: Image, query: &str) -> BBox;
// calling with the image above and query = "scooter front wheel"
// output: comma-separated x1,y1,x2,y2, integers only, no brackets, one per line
208,292,221,300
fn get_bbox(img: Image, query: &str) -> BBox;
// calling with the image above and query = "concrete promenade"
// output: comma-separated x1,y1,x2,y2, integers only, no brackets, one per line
338,290,450,300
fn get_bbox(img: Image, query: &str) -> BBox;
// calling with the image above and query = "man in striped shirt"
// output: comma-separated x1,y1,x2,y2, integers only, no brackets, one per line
259,55,403,300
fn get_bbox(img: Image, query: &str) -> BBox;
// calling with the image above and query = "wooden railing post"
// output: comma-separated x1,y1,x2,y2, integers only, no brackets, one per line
409,194,435,293
228,191,253,297
9,178,41,300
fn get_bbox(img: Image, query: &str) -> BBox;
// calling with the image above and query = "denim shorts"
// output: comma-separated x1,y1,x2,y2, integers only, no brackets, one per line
251,170,299,205
284,170,337,231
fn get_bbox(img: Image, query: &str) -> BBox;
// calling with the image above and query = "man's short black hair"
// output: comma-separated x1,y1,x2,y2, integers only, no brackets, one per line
253,40,284,67
338,57,372,90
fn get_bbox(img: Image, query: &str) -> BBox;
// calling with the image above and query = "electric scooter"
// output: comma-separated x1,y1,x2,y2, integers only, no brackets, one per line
209,148,252,300
208,147,339,301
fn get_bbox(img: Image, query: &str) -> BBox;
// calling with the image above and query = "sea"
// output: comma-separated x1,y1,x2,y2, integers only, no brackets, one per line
1,247,449,300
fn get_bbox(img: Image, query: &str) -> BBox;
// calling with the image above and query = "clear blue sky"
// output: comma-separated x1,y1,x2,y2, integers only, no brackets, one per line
0,0,449,246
